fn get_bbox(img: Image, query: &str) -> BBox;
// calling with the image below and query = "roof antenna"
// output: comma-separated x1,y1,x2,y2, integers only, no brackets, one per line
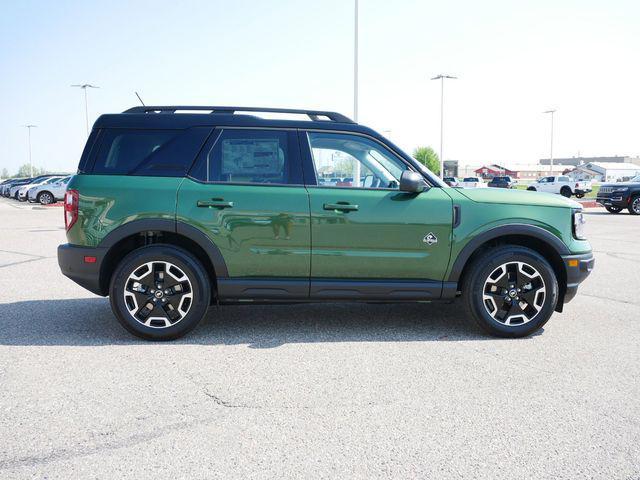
135,91,145,106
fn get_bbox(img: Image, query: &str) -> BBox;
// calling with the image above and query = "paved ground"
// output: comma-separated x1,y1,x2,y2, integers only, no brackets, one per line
0,198,638,479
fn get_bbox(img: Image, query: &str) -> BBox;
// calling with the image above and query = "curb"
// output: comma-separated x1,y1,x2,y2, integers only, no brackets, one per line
577,200,599,208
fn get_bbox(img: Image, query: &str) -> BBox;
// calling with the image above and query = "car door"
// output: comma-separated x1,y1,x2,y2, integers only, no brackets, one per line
176,128,311,298
300,130,453,298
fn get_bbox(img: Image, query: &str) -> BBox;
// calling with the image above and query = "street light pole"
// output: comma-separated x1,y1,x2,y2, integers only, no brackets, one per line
543,109,556,173
22,124,37,177
431,74,457,178
71,84,99,136
354,0,358,123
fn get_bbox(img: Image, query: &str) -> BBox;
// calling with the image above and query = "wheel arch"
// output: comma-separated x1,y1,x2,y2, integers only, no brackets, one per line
449,225,569,311
97,219,228,302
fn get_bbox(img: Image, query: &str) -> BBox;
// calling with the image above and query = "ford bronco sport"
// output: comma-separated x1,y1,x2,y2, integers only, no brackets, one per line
58,106,594,340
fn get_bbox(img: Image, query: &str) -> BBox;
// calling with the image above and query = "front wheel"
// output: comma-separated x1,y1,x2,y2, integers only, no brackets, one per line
462,246,559,338
575,193,584,199
527,187,536,191
109,245,211,340
606,206,622,214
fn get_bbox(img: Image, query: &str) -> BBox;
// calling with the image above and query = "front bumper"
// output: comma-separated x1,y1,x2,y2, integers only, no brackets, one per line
596,192,630,208
58,244,108,296
560,252,595,305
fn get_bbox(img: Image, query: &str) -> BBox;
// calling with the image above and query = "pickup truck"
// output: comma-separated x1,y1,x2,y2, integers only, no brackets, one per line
488,176,517,189
459,177,488,188
526,175,592,198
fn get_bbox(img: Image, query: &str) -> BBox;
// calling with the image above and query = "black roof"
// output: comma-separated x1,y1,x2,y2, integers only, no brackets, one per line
94,105,375,134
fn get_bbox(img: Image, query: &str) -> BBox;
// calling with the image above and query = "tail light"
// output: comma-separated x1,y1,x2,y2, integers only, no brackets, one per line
64,189,79,231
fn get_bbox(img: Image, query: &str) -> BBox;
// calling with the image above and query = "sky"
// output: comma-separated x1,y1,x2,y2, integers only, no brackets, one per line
1,0,639,175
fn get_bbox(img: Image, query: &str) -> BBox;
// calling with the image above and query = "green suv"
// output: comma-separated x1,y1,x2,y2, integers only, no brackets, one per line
58,106,594,340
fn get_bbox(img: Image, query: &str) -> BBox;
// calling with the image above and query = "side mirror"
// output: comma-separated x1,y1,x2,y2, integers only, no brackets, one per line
400,170,427,193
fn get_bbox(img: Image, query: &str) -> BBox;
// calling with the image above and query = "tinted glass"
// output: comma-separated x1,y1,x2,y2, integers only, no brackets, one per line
92,128,211,176
191,129,299,184
307,132,408,189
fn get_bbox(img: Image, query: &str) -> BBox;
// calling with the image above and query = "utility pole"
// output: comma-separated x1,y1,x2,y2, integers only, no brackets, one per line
22,124,37,177
431,74,457,178
543,109,556,172
71,84,99,135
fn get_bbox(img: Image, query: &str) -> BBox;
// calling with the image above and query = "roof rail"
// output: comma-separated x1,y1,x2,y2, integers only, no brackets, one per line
122,106,355,123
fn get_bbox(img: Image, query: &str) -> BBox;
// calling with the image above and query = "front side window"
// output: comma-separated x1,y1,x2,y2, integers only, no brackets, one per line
191,129,297,184
307,132,408,189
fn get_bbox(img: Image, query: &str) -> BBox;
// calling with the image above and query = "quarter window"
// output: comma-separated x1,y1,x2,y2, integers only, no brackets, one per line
307,132,408,189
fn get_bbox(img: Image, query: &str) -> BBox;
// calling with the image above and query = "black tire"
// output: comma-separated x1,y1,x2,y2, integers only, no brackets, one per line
462,246,559,338
605,206,622,214
575,193,584,199
527,187,536,191
628,196,640,215
37,191,54,205
109,245,211,340
560,187,572,198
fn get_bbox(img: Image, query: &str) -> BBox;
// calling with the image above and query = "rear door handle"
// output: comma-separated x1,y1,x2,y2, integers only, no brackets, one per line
323,202,359,212
197,198,234,209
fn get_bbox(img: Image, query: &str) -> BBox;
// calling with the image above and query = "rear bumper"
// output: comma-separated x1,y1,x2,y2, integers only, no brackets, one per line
57,244,107,296
561,252,595,305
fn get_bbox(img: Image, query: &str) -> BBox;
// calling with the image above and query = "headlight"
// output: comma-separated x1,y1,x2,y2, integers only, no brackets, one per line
612,187,629,192
573,210,587,240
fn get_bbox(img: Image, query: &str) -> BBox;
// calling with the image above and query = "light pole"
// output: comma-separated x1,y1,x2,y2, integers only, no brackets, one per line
543,109,556,172
71,84,99,135
353,0,358,123
22,124,37,177
431,74,457,178
352,0,361,186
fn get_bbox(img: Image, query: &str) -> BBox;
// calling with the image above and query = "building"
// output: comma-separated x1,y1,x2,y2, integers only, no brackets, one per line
568,162,640,182
474,164,518,179
539,156,640,167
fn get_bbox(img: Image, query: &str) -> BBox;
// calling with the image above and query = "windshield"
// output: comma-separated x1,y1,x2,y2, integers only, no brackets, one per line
631,175,640,182
463,177,478,182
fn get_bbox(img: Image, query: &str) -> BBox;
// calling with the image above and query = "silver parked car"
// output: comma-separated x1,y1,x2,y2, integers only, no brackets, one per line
19,176,63,202
27,176,71,204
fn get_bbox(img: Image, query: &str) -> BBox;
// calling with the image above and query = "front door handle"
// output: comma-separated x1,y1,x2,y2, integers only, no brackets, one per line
323,202,359,212
197,198,234,209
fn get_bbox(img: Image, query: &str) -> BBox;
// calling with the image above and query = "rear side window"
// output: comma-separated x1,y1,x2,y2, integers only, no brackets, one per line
189,129,302,184
91,128,212,176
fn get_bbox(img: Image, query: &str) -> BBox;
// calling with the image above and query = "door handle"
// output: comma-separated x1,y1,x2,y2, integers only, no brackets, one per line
323,203,359,212
197,198,234,209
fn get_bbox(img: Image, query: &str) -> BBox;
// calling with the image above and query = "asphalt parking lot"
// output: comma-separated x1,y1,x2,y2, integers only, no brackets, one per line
0,198,638,479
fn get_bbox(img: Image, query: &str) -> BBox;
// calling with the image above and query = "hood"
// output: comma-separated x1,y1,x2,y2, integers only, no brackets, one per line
600,181,640,188
455,187,581,209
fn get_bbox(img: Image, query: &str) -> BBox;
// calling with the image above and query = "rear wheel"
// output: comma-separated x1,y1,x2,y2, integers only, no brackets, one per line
560,187,572,198
527,187,536,191
629,196,640,215
37,191,54,205
109,245,211,340
575,193,584,199
605,206,622,214
462,246,558,338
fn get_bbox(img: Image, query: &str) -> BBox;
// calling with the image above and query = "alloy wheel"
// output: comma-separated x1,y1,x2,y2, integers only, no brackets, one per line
123,261,193,328
482,261,546,326
40,193,53,205
633,197,640,214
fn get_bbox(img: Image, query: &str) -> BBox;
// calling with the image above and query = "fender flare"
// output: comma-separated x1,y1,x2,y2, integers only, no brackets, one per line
447,224,570,283
98,218,229,277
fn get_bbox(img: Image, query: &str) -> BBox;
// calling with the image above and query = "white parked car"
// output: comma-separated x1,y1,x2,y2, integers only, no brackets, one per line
459,177,488,188
527,175,592,198
18,176,63,202
27,176,71,204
